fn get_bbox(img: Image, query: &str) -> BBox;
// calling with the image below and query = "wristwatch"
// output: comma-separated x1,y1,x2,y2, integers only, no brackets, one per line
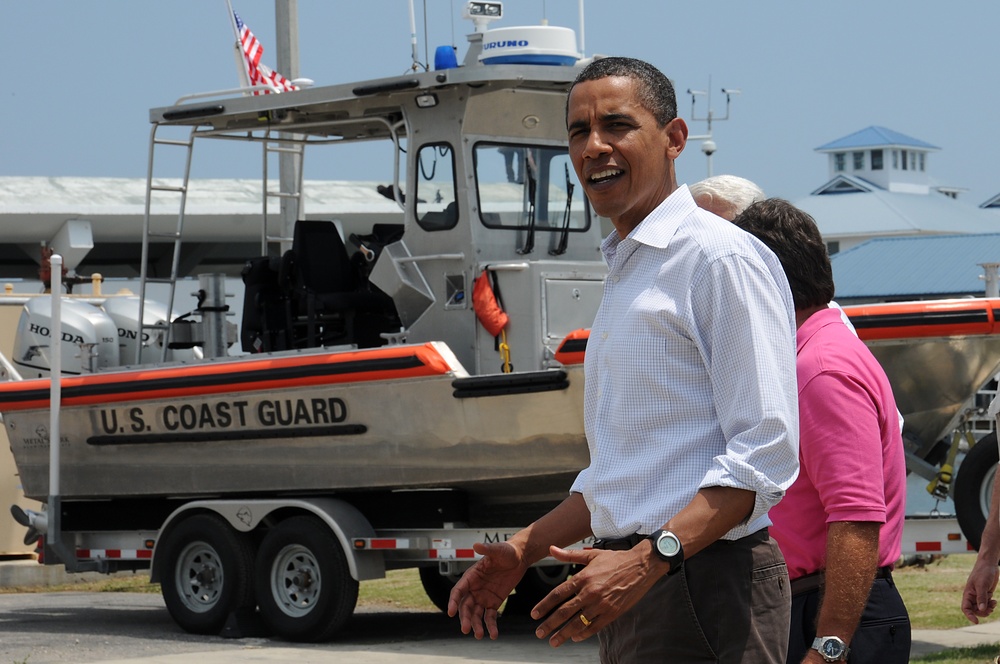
647,530,684,575
812,635,850,662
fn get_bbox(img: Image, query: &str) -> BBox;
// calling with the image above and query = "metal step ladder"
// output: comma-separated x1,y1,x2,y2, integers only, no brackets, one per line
136,123,305,363
261,128,306,252
136,123,196,364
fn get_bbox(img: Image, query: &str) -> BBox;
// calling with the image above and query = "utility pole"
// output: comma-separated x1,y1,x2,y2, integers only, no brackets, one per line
274,0,301,252
686,79,740,178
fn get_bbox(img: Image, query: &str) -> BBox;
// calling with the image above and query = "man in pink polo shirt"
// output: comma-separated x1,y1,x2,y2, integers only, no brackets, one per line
734,198,909,663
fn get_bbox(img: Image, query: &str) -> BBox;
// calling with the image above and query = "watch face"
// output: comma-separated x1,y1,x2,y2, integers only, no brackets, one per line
820,639,845,658
656,533,681,557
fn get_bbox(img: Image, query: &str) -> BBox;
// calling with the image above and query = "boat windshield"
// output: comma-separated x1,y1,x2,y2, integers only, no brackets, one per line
473,142,590,235
415,143,458,232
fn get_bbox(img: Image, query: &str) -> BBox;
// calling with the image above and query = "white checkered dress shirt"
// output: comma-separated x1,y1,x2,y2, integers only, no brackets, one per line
570,185,799,541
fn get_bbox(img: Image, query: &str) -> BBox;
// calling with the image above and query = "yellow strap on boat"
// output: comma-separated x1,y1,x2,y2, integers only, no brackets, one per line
927,427,973,500
499,329,512,374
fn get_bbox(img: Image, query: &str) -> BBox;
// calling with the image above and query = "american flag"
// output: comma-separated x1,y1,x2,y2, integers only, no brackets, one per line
234,12,298,95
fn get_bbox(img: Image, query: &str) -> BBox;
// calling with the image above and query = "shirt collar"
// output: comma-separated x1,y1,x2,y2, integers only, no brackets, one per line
796,306,844,354
601,185,696,262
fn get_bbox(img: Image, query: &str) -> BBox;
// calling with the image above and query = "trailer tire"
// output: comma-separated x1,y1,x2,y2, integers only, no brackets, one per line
159,513,255,635
418,566,460,613
504,565,577,615
955,432,999,550
255,515,358,642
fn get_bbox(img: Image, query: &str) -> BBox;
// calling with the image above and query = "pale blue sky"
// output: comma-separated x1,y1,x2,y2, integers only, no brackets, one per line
3,1,998,205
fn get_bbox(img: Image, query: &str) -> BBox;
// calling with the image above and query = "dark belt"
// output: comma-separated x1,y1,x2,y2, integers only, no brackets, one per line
593,533,647,550
790,565,893,596
594,529,770,551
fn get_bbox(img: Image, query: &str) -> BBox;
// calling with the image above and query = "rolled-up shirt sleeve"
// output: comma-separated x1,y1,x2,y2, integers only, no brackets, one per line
694,252,800,531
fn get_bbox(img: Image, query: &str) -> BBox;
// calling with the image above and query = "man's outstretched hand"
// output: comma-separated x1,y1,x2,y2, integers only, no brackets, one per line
448,540,528,640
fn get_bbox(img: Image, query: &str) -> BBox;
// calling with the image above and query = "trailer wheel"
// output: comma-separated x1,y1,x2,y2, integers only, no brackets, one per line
159,513,255,635
255,515,358,642
418,566,462,613
505,565,577,614
955,432,999,550
418,564,576,615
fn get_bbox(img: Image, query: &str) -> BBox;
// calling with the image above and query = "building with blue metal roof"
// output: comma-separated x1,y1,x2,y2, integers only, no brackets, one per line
795,126,999,254
830,232,1000,303
815,126,939,153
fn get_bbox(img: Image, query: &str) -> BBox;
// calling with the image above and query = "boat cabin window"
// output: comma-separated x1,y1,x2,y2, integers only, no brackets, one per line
473,143,590,234
415,143,458,232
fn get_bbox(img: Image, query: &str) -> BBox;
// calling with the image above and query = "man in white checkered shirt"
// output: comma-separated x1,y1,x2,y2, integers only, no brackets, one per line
450,57,799,663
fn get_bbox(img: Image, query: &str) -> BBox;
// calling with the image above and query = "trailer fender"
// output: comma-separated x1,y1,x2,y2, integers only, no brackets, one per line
150,498,384,584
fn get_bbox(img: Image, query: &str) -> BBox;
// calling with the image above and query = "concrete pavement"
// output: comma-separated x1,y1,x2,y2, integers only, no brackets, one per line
1,559,999,662
912,622,1000,658
82,625,1000,663
45,623,1000,664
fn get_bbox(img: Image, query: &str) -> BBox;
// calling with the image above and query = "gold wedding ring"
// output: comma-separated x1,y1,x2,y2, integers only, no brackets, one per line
579,613,592,627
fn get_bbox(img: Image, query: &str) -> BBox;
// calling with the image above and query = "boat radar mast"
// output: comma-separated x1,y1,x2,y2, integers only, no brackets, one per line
686,81,741,178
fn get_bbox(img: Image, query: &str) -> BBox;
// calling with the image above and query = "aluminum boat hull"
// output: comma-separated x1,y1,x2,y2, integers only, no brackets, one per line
0,342,587,506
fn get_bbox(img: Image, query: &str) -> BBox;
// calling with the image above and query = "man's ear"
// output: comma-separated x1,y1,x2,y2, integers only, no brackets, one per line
665,117,688,159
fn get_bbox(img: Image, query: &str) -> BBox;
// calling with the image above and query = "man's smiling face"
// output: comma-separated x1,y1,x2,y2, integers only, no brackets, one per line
567,75,686,237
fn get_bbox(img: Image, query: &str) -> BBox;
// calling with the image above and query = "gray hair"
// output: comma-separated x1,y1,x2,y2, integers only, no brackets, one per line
690,174,765,221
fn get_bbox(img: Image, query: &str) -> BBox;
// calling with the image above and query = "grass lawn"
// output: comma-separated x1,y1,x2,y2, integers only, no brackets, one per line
894,553,998,630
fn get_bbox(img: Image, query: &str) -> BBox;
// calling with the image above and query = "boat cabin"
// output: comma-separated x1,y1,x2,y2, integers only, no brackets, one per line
144,27,607,377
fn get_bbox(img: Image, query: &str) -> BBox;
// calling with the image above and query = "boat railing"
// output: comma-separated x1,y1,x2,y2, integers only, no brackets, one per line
172,84,289,106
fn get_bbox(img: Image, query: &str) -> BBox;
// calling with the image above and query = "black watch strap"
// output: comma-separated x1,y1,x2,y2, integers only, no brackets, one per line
647,530,684,575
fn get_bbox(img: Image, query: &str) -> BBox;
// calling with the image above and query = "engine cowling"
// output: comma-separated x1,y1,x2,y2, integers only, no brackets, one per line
12,298,119,378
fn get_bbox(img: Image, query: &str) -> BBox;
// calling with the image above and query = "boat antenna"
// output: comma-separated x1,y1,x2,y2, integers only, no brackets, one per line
450,0,456,47
423,0,430,70
408,0,427,71
578,0,585,56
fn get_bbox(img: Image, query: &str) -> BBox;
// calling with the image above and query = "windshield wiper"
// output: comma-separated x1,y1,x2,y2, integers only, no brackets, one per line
517,152,537,255
550,164,575,256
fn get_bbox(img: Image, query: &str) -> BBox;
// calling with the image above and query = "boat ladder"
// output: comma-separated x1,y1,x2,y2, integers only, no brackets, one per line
136,123,305,363
136,122,197,363
260,128,305,253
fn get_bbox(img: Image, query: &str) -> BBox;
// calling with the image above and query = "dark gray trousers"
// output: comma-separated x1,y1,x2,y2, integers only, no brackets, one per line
598,529,790,663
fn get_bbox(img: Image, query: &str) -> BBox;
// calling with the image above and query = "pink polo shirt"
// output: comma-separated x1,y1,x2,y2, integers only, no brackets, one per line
769,307,907,580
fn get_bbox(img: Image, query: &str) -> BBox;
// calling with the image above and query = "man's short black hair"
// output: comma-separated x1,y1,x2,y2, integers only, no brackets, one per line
733,198,835,310
568,56,677,128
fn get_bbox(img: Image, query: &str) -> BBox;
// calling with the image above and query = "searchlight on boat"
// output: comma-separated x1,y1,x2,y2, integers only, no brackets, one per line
463,1,503,32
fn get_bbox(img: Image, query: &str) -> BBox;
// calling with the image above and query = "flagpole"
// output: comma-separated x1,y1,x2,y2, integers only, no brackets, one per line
224,0,252,89
225,0,239,37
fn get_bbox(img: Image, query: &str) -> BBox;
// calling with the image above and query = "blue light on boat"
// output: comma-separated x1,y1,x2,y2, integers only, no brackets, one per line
435,45,458,70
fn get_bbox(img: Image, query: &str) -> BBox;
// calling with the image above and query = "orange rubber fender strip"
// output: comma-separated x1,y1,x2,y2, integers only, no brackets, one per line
842,298,1000,341
0,343,455,412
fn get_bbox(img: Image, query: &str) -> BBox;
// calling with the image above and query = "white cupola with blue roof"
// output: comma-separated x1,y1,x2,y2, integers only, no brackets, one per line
815,126,939,194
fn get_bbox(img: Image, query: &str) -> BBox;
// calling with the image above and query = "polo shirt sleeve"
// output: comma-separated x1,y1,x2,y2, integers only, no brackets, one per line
798,369,888,523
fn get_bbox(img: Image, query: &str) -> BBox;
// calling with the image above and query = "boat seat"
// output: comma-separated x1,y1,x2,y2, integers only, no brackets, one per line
418,202,458,231
282,220,396,349
240,255,292,352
